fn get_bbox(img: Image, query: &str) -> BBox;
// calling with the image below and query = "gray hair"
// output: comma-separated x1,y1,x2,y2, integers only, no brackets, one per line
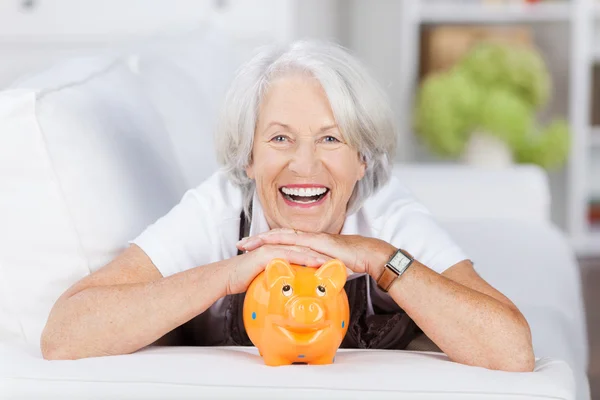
214,40,397,219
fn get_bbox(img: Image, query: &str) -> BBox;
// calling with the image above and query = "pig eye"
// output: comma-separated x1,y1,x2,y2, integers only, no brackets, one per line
316,285,326,297
282,284,293,297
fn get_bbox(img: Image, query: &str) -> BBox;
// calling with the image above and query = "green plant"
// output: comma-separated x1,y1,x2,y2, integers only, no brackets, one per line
413,42,570,169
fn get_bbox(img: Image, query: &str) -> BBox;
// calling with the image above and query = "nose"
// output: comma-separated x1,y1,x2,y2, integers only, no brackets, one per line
288,140,322,177
290,298,325,325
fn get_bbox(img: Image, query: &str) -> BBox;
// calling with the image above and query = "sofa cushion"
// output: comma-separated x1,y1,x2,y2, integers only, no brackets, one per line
0,58,186,346
1,343,575,400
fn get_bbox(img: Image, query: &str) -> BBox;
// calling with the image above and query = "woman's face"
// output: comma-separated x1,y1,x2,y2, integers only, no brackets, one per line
246,74,366,234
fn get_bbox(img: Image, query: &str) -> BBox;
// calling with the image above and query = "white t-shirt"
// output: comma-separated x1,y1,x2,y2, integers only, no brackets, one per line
130,169,469,345
131,168,468,280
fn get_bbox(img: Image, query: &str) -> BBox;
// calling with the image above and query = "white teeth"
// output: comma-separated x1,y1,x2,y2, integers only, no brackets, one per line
292,198,319,204
281,187,328,197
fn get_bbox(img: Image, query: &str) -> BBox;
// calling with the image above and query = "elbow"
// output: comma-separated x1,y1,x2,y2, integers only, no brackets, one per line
41,325,122,360
41,339,63,360
40,333,68,361
518,354,536,373
40,325,79,361
492,310,536,372
41,346,66,361
494,349,535,373
41,339,83,361
511,310,536,372
507,331,536,372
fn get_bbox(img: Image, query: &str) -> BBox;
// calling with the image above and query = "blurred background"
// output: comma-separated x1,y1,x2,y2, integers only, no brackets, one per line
0,0,597,396
2,0,598,255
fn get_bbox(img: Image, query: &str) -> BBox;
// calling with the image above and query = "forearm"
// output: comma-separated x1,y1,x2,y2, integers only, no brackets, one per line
369,246,534,372
41,258,233,360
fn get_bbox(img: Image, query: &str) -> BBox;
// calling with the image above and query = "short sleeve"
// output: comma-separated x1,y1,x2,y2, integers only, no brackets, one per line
129,171,242,278
367,177,469,275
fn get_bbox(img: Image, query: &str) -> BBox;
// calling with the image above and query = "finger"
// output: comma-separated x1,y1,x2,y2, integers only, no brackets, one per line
278,245,332,262
237,228,298,251
237,236,263,251
259,234,362,274
256,231,335,257
267,245,331,267
271,244,330,260
239,232,300,251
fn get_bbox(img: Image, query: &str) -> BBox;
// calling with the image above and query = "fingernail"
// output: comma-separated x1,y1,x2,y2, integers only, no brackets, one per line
237,237,249,245
316,258,327,264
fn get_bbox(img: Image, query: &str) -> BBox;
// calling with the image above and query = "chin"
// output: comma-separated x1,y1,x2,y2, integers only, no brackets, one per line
286,218,326,233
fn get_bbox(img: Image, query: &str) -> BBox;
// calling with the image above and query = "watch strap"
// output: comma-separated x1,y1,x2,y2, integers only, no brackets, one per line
377,266,399,292
376,248,414,292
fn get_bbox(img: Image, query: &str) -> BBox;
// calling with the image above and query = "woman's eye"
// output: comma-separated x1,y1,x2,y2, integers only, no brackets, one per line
271,135,288,143
323,136,340,143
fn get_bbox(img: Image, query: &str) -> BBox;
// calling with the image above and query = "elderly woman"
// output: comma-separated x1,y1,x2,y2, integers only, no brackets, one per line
40,40,534,371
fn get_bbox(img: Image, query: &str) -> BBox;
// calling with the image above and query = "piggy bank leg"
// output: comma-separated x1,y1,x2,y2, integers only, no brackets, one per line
262,352,293,367
309,351,338,365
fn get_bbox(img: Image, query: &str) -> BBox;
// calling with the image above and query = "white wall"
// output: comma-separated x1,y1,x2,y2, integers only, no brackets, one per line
340,0,413,162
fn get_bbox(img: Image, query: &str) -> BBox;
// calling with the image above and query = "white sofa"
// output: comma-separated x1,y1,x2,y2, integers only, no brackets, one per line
0,27,590,400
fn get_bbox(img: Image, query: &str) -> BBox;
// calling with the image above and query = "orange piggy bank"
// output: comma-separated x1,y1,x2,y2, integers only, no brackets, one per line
243,258,350,366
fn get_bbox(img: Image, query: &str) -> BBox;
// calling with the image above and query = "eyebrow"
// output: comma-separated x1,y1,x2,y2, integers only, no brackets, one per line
262,121,339,135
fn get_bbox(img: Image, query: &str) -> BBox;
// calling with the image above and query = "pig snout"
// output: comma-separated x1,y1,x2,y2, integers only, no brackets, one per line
288,298,325,326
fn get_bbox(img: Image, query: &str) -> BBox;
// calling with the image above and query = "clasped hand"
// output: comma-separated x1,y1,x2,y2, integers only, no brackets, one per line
237,228,395,276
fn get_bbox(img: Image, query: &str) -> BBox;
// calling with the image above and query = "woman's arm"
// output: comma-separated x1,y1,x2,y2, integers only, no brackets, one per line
41,244,232,360
367,245,535,372
41,243,329,360
238,230,535,372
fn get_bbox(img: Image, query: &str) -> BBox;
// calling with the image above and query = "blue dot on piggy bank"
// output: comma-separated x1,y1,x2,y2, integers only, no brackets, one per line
251,312,256,320
342,320,345,328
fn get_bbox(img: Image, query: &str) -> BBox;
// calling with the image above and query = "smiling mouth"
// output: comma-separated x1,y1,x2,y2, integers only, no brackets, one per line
279,187,330,204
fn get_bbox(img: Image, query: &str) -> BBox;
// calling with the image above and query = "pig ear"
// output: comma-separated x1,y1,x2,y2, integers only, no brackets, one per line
265,258,296,289
314,259,347,293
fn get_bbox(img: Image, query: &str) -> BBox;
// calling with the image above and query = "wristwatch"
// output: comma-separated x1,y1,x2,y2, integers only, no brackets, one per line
376,248,414,292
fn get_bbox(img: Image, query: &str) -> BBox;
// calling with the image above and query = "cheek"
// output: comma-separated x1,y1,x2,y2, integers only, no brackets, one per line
252,149,286,185
324,151,364,190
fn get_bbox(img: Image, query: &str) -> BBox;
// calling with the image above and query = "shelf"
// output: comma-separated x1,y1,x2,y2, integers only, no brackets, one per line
419,1,573,23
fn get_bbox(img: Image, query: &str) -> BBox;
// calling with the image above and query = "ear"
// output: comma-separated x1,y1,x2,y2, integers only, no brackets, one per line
314,259,347,293
245,163,255,180
265,258,296,289
357,154,366,181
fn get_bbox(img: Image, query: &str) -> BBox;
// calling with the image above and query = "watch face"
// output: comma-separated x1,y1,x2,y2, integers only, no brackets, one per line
389,251,411,273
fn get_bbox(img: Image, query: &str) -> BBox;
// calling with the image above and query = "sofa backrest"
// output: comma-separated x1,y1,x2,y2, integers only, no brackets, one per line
392,164,551,223
0,56,186,345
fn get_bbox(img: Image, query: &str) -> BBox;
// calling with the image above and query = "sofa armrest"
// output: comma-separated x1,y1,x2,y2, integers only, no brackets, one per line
392,164,551,223
2,344,575,400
